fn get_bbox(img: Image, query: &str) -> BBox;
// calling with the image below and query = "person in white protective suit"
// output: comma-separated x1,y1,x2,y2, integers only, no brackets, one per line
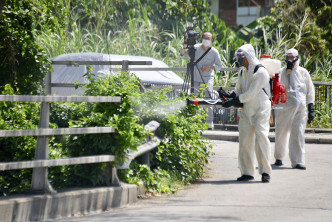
274,48,315,170
222,44,272,183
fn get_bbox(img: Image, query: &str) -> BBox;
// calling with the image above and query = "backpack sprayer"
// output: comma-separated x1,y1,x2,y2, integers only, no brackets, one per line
259,55,287,107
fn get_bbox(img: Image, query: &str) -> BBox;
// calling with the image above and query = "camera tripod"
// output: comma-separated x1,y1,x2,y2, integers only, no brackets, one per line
181,46,212,99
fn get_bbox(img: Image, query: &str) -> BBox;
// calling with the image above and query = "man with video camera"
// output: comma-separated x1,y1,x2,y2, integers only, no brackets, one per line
180,31,222,130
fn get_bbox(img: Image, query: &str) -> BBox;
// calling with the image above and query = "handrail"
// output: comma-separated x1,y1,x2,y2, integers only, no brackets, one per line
123,67,239,72
0,155,116,171
0,60,159,194
0,127,115,137
0,93,120,193
313,81,332,86
51,60,152,66
0,95,121,103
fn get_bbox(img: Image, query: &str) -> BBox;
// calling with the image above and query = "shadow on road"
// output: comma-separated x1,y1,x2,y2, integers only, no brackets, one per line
194,180,262,185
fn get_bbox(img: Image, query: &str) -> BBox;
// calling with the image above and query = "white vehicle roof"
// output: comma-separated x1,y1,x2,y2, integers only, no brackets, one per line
51,53,184,96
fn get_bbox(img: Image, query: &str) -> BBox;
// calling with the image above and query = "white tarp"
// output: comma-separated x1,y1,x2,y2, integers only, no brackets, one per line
51,53,184,96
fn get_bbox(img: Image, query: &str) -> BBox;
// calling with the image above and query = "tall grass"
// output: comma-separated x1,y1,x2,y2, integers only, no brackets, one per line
303,56,332,82
214,40,238,87
311,101,332,128
36,0,330,85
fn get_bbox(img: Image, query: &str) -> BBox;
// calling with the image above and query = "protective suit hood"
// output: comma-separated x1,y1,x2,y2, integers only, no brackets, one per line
238,44,260,66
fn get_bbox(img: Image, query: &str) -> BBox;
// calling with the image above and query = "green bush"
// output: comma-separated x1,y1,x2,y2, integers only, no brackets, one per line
0,85,39,196
310,101,332,128
47,71,212,192
0,0,60,94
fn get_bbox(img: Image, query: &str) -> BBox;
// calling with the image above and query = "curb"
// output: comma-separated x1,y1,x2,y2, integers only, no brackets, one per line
0,183,140,222
214,124,332,134
202,130,332,144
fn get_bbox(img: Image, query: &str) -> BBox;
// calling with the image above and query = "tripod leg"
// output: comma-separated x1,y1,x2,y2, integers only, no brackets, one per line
195,64,212,99
182,63,191,96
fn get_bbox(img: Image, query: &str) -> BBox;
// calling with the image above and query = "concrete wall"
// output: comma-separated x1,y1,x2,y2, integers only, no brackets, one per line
0,183,140,221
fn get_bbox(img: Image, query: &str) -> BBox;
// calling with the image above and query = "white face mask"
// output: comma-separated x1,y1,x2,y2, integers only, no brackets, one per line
202,39,211,47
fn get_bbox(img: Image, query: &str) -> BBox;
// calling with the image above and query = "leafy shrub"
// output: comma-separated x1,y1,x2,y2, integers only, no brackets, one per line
0,85,39,196
154,106,211,183
48,70,211,192
310,101,332,128
124,164,178,194
51,71,149,187
0,0,59,94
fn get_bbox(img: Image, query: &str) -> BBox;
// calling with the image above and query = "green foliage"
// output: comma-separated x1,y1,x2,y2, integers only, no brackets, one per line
56,71,149,187
123,163,179,194
46,72,211,192
0,85,39,195
250,0,331,83
305,0,332,51
154,107,212,183
255,0,329,59
0,0,60,94
135,86,212,184
0,85,69,195
34,0,243,81
310,101,332,128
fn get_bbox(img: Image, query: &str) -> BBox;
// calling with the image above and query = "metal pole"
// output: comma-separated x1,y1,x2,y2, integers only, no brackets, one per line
190,62,195,94
31,72,55,193
326,85,330,111
121,60,129,72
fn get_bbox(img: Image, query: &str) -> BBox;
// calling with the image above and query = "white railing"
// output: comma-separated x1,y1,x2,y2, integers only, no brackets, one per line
0,60,160,194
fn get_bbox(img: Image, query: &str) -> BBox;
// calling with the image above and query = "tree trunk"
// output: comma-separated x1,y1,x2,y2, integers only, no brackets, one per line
0,0,5,18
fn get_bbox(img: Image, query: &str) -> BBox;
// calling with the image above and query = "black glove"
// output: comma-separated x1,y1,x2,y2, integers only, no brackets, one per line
222,97,243,108
307,103,314,124
218,87,236,99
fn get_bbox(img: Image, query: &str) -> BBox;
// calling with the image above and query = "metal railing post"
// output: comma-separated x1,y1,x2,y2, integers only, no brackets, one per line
31,72,55,193
326,85,330,110
121,60,129,72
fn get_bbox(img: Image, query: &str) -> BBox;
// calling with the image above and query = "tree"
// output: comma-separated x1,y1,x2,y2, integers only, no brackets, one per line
0,0,59,94
257,0,329,58
305,0,332,51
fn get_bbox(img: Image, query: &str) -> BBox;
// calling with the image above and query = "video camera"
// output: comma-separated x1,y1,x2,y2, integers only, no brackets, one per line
184,23,200,47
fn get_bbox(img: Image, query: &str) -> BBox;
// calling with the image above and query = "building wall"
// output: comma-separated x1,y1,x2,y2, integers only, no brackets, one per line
209,0,220,17
219,0,237,27
217,0,274,27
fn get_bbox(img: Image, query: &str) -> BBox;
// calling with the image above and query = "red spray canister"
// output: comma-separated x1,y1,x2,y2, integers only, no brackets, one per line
272,73,287,105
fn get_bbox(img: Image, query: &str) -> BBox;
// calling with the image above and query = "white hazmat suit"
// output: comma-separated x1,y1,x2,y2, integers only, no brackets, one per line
274,48,315,168
234,44,272,178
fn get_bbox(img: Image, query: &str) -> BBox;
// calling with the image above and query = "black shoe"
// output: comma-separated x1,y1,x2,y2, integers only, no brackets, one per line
274,159,283,166
294,164,306,170
237,175,254,181
262,173,270,183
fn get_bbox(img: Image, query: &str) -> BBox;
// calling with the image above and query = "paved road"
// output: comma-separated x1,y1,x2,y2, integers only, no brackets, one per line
53,140,332,222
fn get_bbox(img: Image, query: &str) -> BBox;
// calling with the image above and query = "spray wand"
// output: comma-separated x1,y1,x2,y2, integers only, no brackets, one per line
186,96,226,106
